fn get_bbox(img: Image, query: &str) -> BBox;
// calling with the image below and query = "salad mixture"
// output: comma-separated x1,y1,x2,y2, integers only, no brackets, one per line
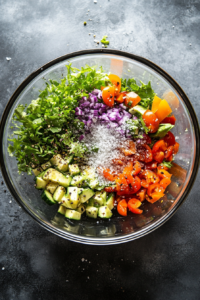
8,65,179,220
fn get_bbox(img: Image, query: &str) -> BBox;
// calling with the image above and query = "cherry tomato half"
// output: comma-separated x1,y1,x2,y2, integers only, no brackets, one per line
117,199,127,216
102,168,116,181
142,110,159,133
127,198,143,214
162,115,176,125
124,92,141,108
102,86,115,107
108,74,121,96
116,91,126,103
163,131,176,146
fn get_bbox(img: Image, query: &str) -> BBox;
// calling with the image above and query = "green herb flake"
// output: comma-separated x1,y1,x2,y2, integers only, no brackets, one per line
101,35,109,46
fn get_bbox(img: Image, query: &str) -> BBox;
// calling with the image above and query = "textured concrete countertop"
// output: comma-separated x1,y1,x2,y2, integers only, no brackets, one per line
0,1,200,299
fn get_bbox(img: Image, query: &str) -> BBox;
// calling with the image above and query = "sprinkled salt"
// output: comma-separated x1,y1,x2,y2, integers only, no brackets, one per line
6,57,11,61
81,258,85,262
82,123,126,184
9,201,12,204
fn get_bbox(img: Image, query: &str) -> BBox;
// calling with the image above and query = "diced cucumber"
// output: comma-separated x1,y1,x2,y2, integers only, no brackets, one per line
88,197,100,208
41,190,56,205
106,193,115,210
78,188,84,195
82,166,96,180
65,209,81,220
32,167,43,176
98,206,112,219
61,194,79,209
53,186,66,202
69,164,80,175
68,187,79,201
50,154,62,165
76,204,86,214
50,154,73,172
71,175,85,187
79,188,95,203
36,171,49,189
46,182,59,194
129,105,147,116
86,206,98,219
58,205,66,215
89,179,99,189
43,168,71,187
41,161,52,170
93,191,107,206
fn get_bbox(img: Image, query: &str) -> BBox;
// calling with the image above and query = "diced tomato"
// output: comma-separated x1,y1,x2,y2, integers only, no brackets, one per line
163,131,176,146
162,115,176,125
102,168,116,181
165,146,174,160
126,175,141,193
152,140,167,154
132,161,142,175
127,198,143,214
157,169,172,179
117,199,127,216
102,86,115,107
136,188,147,202
116,91,126,103
123,162,133,175
173,142,179,154
153,151,165,163
108,74,121,96
104,186,117,192
157,165,169,171
112,158,124,166
121,140,136,156
139,170,160,185
145,161,158,170
136,144,153,163
160,177,171,189
124,92,141,108
152,140,167,163
147,183,165,203
142,110,159,133
141,179,149,188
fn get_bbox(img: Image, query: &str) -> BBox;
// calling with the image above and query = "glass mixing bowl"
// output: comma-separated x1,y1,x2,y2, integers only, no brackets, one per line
0,50,199,245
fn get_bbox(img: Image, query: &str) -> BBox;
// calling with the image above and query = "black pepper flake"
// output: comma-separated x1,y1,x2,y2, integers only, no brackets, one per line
4,190,6,193
161,172,164,174
110,95,113,98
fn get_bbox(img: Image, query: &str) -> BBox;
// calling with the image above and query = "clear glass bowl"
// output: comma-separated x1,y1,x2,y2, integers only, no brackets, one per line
0,50,199,245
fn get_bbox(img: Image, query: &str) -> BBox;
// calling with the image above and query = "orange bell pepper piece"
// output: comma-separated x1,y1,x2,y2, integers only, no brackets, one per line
155,99,172,123
152,95,162,113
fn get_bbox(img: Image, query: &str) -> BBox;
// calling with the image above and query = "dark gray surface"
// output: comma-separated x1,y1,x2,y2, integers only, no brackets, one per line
0,0,200,299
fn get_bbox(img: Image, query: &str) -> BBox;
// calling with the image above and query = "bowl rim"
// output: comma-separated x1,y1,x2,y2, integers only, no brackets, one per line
0,49,199,245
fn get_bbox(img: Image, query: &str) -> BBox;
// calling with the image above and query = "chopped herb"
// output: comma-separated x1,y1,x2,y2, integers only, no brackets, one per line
101,35,109,47
7,64,109,174
160,161,173,169
121,78,155,109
